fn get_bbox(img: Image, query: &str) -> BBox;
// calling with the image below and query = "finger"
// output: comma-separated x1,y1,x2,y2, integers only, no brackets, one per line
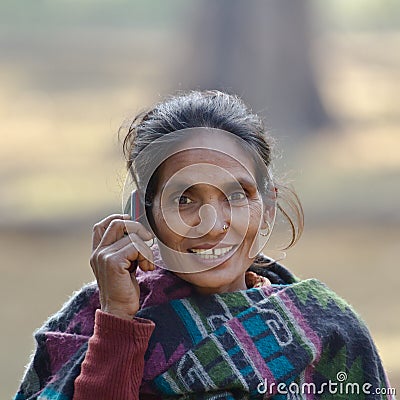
92,214,131,250
97,218,143,249
96,232,155,270
98,220,153,249
123,221,154,241
127,234,155,271
111,237,154,273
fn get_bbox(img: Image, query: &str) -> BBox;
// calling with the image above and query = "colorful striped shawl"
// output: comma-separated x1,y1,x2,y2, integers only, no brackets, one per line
14,259,394,399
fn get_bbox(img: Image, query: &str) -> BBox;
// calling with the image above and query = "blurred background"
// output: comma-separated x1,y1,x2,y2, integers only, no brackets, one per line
1,0,399,397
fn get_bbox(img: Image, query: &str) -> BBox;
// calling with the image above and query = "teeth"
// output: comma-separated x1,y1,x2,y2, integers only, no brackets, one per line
192,248,213,255
190,246,233,259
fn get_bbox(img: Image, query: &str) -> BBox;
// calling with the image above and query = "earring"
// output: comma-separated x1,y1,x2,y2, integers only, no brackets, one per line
222,224,229,232
259,221,271,237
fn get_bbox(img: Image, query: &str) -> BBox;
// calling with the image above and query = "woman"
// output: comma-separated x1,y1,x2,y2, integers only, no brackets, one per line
15,91,393,399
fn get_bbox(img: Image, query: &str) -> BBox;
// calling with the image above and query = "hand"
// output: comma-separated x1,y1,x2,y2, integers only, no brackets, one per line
90,214,155,320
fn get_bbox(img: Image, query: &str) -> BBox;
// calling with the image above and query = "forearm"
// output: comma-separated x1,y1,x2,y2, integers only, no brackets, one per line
73,309,155,400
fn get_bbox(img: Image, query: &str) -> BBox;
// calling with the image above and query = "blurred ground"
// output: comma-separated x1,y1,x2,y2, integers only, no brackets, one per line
1,29,399,398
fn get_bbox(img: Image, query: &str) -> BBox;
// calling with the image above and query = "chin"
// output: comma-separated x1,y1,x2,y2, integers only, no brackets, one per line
176,259,250,294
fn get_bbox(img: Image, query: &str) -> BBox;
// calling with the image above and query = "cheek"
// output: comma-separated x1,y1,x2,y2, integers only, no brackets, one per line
231,202,263,232
249,201,264,223
152,206,184,247
151,207,168,238
175,206,200,229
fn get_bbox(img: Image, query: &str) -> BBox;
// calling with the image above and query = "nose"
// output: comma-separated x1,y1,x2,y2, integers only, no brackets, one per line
192,198,230,238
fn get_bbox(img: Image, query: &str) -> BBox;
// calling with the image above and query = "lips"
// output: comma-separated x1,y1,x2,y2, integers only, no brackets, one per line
187,244,238,261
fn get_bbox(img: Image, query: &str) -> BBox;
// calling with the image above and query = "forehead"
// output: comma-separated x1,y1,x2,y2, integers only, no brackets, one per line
157,132,257,186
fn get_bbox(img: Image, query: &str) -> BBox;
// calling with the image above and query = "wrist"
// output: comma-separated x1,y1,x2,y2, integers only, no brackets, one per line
102,305,138,320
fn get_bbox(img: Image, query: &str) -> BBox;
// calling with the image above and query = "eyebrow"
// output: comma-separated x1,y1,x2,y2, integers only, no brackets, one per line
162,176,257,194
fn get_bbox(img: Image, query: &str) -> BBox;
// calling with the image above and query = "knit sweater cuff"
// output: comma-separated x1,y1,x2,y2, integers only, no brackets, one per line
95,309,155,339
73,310,155,400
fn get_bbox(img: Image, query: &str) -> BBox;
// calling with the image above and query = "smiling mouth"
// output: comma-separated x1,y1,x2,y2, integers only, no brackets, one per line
187,245,235,259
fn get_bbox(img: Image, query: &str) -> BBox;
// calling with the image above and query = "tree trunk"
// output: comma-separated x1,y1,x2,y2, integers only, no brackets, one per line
179,0,329,133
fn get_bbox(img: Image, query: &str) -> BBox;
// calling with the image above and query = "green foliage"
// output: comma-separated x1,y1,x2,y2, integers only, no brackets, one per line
2,1,399,32
0,0,188,30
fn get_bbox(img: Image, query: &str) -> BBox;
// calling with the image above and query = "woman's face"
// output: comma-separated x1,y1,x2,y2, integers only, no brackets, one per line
150,132,271,294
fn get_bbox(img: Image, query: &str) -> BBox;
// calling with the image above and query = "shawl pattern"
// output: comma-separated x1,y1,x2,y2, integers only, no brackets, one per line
14,256,394,399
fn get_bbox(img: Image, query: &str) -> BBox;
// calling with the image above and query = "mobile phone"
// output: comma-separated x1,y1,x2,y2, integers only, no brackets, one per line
124,189,142,221
124,189,155,257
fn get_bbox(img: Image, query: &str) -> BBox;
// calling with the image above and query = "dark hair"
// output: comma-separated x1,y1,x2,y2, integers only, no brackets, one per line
121,90,303,250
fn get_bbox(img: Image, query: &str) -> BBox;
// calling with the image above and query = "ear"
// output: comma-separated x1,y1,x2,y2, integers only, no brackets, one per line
260,184,277,229
260,202,274,230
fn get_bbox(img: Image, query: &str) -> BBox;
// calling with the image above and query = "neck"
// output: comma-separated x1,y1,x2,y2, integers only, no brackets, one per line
192,275,248,295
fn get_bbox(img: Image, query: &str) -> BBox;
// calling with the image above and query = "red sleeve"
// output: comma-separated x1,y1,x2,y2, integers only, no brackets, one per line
73,309,155,400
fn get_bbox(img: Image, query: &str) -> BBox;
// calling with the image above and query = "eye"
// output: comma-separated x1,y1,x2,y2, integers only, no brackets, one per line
173,195,193,205
227,191,247,202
